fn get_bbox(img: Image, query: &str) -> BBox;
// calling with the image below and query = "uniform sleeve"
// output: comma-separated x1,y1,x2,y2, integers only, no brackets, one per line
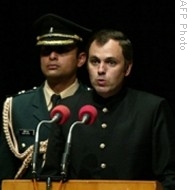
0,128,20,188
0,98,20,189
152,99,175,190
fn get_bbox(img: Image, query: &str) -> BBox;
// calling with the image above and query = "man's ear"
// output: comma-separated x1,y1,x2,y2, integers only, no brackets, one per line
125,62,133,77
77,52,87,68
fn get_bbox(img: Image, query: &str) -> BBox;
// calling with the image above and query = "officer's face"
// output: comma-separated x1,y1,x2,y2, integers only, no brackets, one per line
40,46,86,81
87,39,132,98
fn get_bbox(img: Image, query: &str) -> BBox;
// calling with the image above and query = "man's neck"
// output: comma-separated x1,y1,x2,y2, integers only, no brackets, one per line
47,78,77,94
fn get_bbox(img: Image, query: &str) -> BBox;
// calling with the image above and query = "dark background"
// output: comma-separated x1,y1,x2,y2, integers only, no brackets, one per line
0,0,175,113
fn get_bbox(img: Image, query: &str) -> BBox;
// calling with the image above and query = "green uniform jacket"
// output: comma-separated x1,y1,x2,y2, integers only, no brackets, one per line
0,83,86,185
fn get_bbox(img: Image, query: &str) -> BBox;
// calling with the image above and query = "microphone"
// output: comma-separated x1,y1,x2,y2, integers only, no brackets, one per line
50,105,71,124
32,105,70,178
60,105,97,179
78,104,98,124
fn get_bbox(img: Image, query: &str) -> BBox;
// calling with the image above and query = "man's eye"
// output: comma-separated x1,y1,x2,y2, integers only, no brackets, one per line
40,45,75,55
107,60,117,66
90,59,99,65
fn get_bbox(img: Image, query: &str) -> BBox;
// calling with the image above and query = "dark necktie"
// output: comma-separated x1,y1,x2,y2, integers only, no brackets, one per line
51,94,61,108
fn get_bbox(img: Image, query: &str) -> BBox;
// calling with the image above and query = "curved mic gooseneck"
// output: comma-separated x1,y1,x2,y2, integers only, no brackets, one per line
32,105,70,178
60,105,97,179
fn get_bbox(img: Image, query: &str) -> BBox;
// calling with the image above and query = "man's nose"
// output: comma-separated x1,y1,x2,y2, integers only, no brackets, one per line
49,51,58,59
97,62,106,74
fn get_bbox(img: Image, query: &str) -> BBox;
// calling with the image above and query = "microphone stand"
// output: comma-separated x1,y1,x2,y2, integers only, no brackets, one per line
61,115,89,181
32,115,60,178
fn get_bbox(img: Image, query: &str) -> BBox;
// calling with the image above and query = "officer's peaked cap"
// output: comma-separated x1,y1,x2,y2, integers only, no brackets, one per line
33,13,92,46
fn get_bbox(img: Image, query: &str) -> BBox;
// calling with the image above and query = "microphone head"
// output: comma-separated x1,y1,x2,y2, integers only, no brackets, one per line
50,105,70,124
78,105,97,125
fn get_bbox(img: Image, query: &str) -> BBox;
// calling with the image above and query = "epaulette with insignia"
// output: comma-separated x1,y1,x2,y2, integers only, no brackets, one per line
81,84,92,91
9,86,39,98
84,86,93,92
86,87,92,91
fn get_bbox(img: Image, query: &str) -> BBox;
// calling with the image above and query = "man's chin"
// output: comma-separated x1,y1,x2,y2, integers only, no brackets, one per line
95,87,110,98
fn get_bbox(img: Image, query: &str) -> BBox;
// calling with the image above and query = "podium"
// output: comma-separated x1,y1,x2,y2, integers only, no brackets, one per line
2,179,163,190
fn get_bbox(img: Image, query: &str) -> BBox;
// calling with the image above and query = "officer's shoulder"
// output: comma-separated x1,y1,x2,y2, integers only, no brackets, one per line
80,83,93,92
84,86,93,92
7,86,39,99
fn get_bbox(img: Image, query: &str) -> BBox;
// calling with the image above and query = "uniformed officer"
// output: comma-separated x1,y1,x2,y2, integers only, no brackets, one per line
0,13,91,184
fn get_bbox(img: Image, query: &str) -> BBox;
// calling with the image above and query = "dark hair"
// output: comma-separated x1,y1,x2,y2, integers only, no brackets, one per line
86,29,133,64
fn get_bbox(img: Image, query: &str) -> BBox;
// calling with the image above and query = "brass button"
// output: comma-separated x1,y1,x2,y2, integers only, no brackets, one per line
102,107,108,113
21,143,26,148
101,123,107,128
99,143,106,149
100,163,106,169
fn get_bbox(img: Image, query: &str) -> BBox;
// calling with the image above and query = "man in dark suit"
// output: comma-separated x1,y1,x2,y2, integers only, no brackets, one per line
42,29,175,190
0,13,91,183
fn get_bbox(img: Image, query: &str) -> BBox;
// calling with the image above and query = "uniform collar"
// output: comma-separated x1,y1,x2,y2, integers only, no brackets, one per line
43,79,79,110
92,85,128,109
